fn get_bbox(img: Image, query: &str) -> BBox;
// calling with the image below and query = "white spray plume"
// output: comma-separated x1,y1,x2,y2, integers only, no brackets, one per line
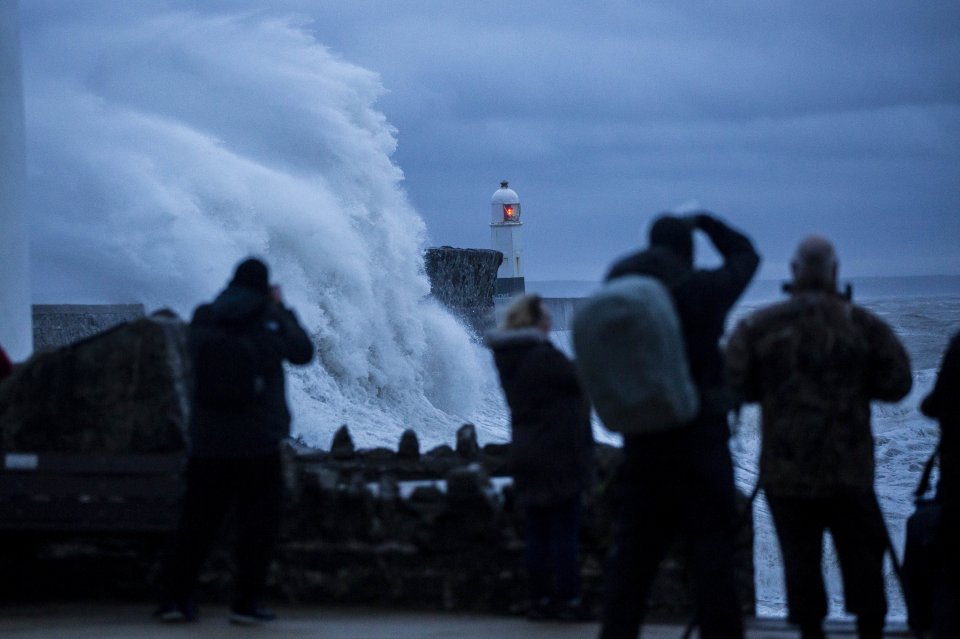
24,11,497,448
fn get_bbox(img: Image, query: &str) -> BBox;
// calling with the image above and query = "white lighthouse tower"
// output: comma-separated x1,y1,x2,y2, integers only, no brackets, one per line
490,180,525,298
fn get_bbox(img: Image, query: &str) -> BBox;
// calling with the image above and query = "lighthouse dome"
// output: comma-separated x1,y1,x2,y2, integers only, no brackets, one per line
491,181,519,205
490,180,521,225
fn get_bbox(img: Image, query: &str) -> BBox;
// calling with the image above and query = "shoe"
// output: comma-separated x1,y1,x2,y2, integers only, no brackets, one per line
555,598,596,622
153,600,199,623
229,606,277,625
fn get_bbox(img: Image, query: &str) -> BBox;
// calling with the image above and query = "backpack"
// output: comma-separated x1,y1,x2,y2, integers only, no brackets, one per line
192,322,266,410
902,445,941,633
572,274,699,434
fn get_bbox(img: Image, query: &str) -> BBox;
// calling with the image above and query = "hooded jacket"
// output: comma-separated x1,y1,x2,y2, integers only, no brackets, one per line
922,331,959,567
487,328,595,508
188,285,314,458
606,215,760,433
726,289,912,497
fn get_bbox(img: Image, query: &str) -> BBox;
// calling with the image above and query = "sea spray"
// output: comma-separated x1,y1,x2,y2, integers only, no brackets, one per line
23,10,495,448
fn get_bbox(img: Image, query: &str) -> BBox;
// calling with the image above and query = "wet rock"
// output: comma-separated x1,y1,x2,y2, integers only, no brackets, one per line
426,444,455,458
398,429,420,460
362,447,395,461
455,423,479,460
330,425,356,460
423,247,501,335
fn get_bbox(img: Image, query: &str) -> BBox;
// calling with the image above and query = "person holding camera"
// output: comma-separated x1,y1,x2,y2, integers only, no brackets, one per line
599,212,759,639
726,236,912,639
156,257,313,625
920,330,960,638
0,344,12,380
486,294,595,621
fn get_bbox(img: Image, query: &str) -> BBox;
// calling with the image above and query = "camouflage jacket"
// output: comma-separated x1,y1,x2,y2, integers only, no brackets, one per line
726,290,911,497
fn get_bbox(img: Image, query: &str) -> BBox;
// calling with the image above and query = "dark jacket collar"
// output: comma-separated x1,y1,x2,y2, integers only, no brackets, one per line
606,246,691,289
209,285,269,323
484,327,547,350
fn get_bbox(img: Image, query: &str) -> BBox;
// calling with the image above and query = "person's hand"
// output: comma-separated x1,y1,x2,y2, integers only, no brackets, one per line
685,212,714,229
679,213,701,230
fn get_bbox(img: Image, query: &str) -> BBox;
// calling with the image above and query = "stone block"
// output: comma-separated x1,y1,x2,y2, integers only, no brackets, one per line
0,316,188,453
423,247,501,335
32,304,146,352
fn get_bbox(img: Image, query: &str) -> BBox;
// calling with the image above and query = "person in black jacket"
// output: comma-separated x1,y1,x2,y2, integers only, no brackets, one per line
921,330,960,639
156,257,314,625
599,213,759,639
0,344,12,380
487,294,595,621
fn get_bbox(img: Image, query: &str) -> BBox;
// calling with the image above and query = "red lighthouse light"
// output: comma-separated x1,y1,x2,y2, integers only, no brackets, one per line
502,204,519,222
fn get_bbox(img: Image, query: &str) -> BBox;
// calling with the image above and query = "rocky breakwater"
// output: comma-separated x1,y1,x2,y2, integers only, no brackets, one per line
423,246,501,336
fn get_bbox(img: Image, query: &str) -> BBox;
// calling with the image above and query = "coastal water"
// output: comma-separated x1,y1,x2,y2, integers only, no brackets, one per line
535,278,959,620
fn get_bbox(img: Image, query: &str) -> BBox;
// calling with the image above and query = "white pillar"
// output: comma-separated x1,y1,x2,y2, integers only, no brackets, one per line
0,0,32,360
490,181,524,298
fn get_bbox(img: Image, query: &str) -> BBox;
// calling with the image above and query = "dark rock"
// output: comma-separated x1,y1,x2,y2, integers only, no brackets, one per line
376,475,400,502
480,442,511,475
455,423,479,460
445,463,493,506
330,425,355,460
408,484,444,504
398,429,420,459
423,247,501,335
361,447,396,461
482,442,510,457
0,316,189,453
436,464,500,550
426,444,455,458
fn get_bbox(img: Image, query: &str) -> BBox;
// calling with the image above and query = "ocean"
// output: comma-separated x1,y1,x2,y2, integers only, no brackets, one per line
529,275,960,619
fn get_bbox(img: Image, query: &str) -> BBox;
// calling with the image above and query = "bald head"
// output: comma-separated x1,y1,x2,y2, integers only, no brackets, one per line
791,235,838,291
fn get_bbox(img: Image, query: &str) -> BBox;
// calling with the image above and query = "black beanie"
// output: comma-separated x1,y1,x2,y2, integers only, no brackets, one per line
649,215,693,263
230,258,270,294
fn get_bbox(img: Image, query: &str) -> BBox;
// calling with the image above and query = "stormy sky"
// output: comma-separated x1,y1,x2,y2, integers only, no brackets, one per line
19,1,960,284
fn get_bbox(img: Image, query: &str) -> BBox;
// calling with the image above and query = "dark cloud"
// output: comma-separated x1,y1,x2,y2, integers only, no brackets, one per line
21,1,960,282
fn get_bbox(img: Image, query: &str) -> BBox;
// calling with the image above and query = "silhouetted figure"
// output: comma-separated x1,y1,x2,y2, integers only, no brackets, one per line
487,294,595,621
726,236,912,639
156,257,313,625
599,213,758,639
920,330,960,639
0,344,12,380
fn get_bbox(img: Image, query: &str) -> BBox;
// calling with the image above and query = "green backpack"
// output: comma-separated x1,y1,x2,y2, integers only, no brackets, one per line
572,275,699,434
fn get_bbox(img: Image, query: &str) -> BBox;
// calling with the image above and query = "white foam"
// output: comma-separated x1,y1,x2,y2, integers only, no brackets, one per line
25,12,492,449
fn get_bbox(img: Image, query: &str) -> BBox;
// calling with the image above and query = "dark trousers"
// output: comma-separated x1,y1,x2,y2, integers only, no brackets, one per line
766,492,888,638
930,499,959,639
161,451,283,610
599,425,744,639
524,497,582,603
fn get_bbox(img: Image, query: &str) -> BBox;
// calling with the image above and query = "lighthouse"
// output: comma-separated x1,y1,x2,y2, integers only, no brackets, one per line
490,180,525,298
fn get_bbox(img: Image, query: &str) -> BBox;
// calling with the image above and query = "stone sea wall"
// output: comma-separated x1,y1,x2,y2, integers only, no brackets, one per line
423,247,501,335
0,424,755,616
0,313,755,614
